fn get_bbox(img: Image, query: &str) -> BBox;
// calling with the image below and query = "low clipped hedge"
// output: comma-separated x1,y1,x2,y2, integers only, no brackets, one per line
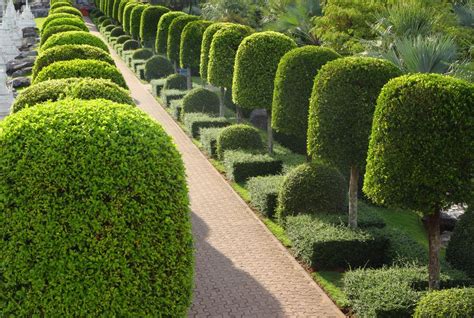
155,11,186,55
167,15,199,63
41,18,88,35
110,26,125,38
140,5,169,48
51,6,82,17
183,113,229,138
223,150,283,183
163,73,187,90
413,288,474,318
65,78,134,105
161,89,188,107
0,100,193,316
34,59,127,88
181,88,220,116
41,31,109,53
40,25,83,46
200,22,230,81
123,39,140,51
151,78,167,96
447,209,474,278
180,20,212,74
132,48,153,60
41,13,80,31
170,99,183,120
130,4,148,40
247,175,284,217
216,124,263,159
200,127,225,158
144,55,174,81
276,162,347,221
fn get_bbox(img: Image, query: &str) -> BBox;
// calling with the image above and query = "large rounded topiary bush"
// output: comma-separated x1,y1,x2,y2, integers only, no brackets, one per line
216,124,264,159
110,26,125,38
66,78,134,105
0,100,193,316
277,162,347,221
446,208,474,278
180,20,212,74
41,31,109,53
181,88,220,116
122,2,140,34
139,5,169,48
11,79,73,112
41,17,88,35
163,73,187,90
144,55,174,81
413,288,474,318
116,35,131,45
123,39,141,51
41,13,80,31
117,0,130,23
155,11,186,55
40,24,83,46
167,14,199,64
51,6,82,17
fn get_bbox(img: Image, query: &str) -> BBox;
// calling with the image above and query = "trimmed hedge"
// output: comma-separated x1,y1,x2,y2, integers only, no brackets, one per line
414,288,474,318
139,5,169,48
0,100,193,316
41,31,109,53
276,162,347,220
216,124,263,159
123,2,140,34
41,18,88,35
247,175,284,217
41,13,80,31
167,15,199,63
122,39,140,51
110,26,125,38
200,127,225,157
116,34,131,45
272,46,340,150
182,88,220,117
180,20,212,73
223,150,283,183
208,24,253,88
170,99,183,120
117,0,130,23
132,48,153,60
40,24,83,46
447,210,474,278
163,73,187,90
50,2,72,10
51,6,82,17
130,4,148,40
65,78,134,105
232,31,297,110
155,11,186,55
183,112,230,138
34,59,127,88
11,79,72,112
100,18,113,28
161,89,188,107
200,22,230,81
144,55,174,81
103,24,116,34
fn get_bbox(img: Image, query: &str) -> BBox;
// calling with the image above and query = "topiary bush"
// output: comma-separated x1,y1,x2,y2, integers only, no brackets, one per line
66,78,133,105
123,2,140,34
41,31,109,53
413,288,474,318
216,124,264,159
163,73,187,90
139,5,169,49
155,11,186,55
100,18,113,29
41,17,88,35
446,209,474,278
122,39,140,51
183,112,230,138
0,99,193,316
167,15,199,64
181,88,220,117
276,162,347,221
117,0,130,23
51,6,82,17
199,126,225,157
132,48,153,60
34,59,127,88
199,22,230,81
144,55,174,81
110,26,125,38
180,20,212,74
97,16,109,24
116,34,131,45
41,13,80,31
103,24,116,34
130,4,148,40
50,2,72,10
223,150,283,183
40,24,83,46
247,175,285,217
272,46,340,153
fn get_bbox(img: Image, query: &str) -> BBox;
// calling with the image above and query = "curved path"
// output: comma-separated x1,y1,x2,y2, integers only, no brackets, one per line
86,19,344,318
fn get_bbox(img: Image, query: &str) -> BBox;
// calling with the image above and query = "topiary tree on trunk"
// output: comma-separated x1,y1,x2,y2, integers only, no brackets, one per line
363,73,474,290
122,2,139,34
199,22,230,86
167,15,200,73
117,0,131,24
155,11,186,56
130,4,148,41
139,5,169,49
307,57,401,229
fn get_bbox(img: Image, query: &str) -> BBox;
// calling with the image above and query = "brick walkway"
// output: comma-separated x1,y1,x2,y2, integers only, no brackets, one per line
87,19,344,318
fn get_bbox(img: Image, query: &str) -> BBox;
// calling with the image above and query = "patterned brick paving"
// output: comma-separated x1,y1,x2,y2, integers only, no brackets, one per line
87,19,345,318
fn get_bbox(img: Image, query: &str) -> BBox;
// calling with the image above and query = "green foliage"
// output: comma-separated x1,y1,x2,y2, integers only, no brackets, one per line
414,288,474,318
199,127,225,157
199,22,230,81
144,55,174,81
97,16,109,24
247,175,285,217
112,0,122,20
161,89,188,107
167,15,200,63
180,20,213,73
163,73,187,90
123,2,139,34
41,31,109,53
208,24,253,88
41,18,88,36
364,74,474,214
50,2,72,10
139,6,170,48
11,79,72,112
130,4,148,40
34,59,127,88
272,46,340,148
307,57,401,174
223,150,283,183
41,13,80,31
117,0,131,23
216,124,264,159
132,48,153,60
155,11,186,55
122,39,140,51
51,6,82,17
170,99,183,120
183,112,230,138
447,210,474,277
182,88,220,117
232,31,297,111
65,78,134,105
40,24,83,46
0,100,193,316
103,24,116,34
100,18,113,28
116,34,131,44
276,162,347,220
110,26,125,38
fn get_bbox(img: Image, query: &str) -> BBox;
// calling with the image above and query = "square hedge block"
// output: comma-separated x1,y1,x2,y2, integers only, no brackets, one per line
223,150,283,183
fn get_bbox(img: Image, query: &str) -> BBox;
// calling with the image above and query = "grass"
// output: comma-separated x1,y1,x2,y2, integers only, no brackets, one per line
35,17,46,29
313,271,350,309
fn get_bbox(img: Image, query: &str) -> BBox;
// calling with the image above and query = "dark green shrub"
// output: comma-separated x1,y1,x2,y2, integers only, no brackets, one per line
155,11,186,55
11,79,72,112
276,162,347,221
97,16,109,24
130,4,148,40
208,24,253,88
170,99,183,120
117,0,130,23
34,59,127,88
33,44,114,79
223,150,283,183
286,214,388,270
139,5,169,48
247,175,284,217
40,24,83,46
151,78,166,96
200,22,230,81
183,112,230,138
144,55,174,81
167,15,199,64
103,24,116,34
161,89,188,107
180,20,212,74
0,99,193,316
51,6,82,17
414,288,474,318
50,2,72,10
51,0,72,4
122,39,140,51
232,31,296,111
116,34,131,45
41,13,79,31
112,0,122,20
163,73,187,90
66,78,134,105
110,26,125,38
447,210,474,278
199,127,225,157
216,124,263,159
123,2,139,34
100,18,113,28
181,88,220,117
41,18,88,35
272,46,340,152
41,31,109,53
132,48,153,60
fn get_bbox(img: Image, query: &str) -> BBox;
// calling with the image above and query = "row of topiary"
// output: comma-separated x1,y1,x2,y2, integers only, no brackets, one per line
2,4,194,316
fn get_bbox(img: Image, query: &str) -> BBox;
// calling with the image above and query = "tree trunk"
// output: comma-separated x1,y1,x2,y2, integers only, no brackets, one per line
186,67,192,90
427,209,441,290
267,112,273,155
173,61,177,73
236,106,242,123
348,165,358,229
219,86,225,117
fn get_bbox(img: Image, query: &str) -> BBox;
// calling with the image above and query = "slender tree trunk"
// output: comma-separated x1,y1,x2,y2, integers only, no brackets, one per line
427,208,441,290
219,86,225,117
236,106,242,123
186,67,192,90
267,112,273,155
348,165,358,229
173,61,177,73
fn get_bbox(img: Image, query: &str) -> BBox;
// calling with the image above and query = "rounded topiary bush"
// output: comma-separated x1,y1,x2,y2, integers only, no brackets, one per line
139,5,169,48
41,13,79,31
167,15,199,63
132,48,153,60
41,31,109,53
155,11,186,55
180,20,212,74
51,6,82,17
413,288,474,318
130,4,148,40
0,99,193,316
41,17,88,35
103,24,116,34
66,78,134,105
117,0,131,23
200,22,230,81
100,18,113,28
96,15,109,25
123,2,140,34
163,73,187,90
40,24,83,46
110,26,125,38
116,35,131,45
277,162,347,221
216,124,264,159
182,88,220,116
11,79,72,112
446,208,474,278
50,2,72,10
123,39,140,51
34,59,127,88
144,55,174,81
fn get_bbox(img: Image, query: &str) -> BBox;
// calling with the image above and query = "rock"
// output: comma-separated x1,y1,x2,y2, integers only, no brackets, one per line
15,51,38,59
422,205,464,232
249,109,268,130
22,27,39,39
8,77,31,89
440,231,453,248
19,43,35,52
6,57,35,75
12,67,33,78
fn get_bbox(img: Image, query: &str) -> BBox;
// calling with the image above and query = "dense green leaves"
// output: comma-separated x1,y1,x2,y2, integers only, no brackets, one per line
446,209,474,277
144,55,174,81
130,4,148,40
167,15,199,63
122,2,139,34
40,24,83,46
155,11,186,55
216,124,264,159
414,288,474,318
182,88,220,116
139,6,169,48
199,22,231,81
41,31,109,53
180,20,212,73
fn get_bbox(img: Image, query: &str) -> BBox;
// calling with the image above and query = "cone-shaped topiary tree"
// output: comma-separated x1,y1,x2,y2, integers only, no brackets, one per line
307,57,401,229
364,73,474,289
139,6,169,49
167,15,199,71
232,31,297,153
130,4,148,41
155,11,186,56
